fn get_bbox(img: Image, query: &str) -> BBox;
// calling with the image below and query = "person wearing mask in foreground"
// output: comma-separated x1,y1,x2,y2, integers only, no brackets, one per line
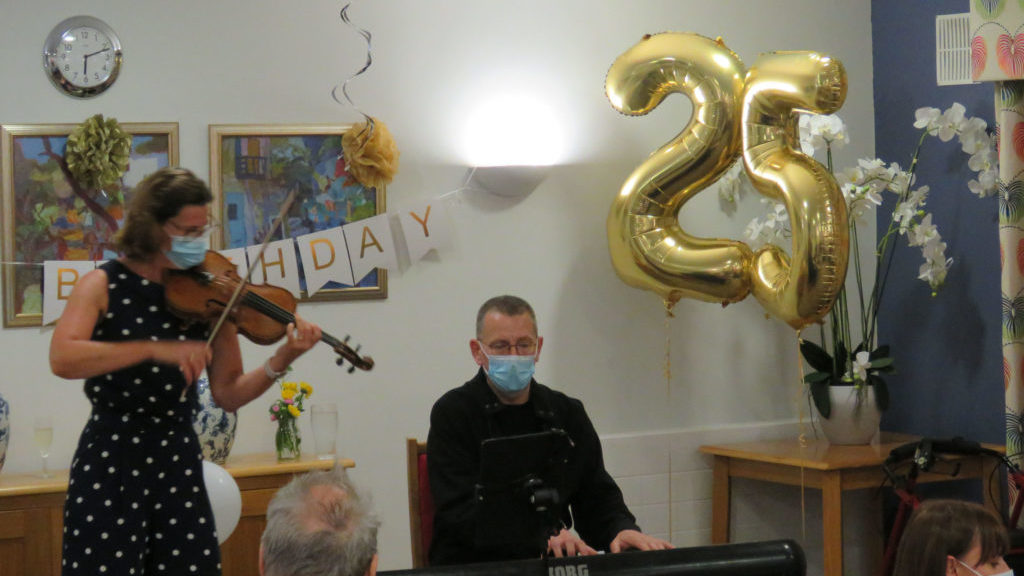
892,499,1012,576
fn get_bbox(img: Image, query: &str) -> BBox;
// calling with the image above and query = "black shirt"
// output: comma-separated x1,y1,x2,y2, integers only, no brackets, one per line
426,368,639,565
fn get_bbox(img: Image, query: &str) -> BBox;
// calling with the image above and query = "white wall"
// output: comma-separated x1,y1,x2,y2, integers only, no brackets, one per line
602,422,883,576
0,0,876,571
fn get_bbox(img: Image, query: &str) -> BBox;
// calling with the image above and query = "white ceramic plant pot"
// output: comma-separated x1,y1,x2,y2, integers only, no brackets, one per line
816,385,881,445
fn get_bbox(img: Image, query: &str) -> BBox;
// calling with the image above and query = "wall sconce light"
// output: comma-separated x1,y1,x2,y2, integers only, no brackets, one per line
465,165,551,198
460,93,561,197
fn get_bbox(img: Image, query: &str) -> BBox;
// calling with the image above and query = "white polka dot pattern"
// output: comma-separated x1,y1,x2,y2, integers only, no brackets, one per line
62,261,220,575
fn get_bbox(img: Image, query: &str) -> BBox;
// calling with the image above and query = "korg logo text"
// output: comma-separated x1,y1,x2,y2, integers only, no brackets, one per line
549,565,589,576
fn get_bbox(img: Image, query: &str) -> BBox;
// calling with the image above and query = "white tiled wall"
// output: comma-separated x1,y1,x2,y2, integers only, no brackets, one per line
599,422,884,576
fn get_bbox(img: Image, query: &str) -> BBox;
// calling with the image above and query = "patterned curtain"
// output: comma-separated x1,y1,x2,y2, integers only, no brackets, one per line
1000,81,1024,519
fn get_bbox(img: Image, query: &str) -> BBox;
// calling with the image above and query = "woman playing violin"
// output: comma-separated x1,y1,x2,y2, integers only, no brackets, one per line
50,167,321,576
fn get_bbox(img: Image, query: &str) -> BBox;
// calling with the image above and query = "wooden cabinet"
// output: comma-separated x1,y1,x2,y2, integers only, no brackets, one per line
0,453,353,576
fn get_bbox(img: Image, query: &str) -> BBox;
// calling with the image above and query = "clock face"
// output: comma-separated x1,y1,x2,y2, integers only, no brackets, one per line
43,16,122,98
56,26,115,88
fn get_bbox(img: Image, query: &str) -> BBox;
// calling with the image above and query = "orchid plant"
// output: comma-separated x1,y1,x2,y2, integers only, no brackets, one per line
719,103,998,417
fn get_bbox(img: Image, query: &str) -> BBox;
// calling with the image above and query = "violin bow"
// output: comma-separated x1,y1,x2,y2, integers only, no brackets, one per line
181,188,297,399
206,187,298,347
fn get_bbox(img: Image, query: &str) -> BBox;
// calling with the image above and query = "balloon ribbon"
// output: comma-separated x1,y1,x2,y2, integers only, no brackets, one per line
332,2,376,146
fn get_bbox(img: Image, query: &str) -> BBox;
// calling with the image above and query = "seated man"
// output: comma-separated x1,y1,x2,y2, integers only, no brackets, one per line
427,295,672,565
260,469,380,576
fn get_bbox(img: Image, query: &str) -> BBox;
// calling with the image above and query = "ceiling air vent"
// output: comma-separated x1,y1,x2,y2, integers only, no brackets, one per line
935,13,974,86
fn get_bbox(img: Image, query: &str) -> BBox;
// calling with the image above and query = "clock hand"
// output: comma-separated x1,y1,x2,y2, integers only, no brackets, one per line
83,47,110,76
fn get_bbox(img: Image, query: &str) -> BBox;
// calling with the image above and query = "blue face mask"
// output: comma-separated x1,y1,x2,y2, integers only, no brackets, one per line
957,560,1013,576
482,350,536,396
164,234,209,269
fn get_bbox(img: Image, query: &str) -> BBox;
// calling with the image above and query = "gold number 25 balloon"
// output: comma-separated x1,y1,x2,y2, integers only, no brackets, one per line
605,32,849,330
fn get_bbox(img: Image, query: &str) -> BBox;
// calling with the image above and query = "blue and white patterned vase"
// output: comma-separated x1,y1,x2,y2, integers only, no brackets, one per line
0,392,9,474
192,375,237,465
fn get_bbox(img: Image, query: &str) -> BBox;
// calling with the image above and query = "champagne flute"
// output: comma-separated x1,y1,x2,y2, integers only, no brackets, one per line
34,416,54,478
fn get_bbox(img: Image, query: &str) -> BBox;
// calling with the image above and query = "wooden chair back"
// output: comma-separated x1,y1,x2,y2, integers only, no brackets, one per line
406,437,434,568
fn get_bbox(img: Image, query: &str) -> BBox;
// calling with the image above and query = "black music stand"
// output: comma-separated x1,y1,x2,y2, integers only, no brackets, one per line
473,429,572,560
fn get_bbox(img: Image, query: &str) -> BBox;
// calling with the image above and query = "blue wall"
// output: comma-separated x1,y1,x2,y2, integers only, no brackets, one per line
872,0,1003,443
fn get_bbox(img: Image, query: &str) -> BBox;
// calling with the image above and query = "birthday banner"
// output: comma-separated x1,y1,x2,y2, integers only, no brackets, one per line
41,198,453,325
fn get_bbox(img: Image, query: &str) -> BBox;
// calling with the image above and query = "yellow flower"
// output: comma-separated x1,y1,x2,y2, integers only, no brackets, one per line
282,381,298,392
300,382,313,397
288,404,301,418
281,388,297,401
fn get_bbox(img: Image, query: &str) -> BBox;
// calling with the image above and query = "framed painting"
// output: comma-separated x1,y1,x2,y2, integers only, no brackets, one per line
209,124,387,302
1,122,179,327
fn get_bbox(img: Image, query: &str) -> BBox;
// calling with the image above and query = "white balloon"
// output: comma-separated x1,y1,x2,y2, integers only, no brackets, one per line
202,460,242,544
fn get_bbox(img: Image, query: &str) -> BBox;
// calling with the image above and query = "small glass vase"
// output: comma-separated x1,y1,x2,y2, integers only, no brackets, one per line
275,418,301,461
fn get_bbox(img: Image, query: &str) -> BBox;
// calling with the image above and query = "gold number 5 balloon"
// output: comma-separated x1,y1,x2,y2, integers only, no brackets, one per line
605,32,849,330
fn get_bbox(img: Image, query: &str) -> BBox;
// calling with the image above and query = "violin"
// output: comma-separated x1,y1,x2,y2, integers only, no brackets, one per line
163,250,374,373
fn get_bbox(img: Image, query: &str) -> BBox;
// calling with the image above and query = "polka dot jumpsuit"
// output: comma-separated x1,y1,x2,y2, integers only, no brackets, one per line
62,260,222,575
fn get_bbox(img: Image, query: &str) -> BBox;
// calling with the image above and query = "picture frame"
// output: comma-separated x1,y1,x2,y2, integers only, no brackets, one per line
209,124,387,302
1,122,179,327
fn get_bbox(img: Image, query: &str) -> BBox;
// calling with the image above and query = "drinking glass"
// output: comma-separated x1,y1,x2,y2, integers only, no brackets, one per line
34,416,54,478
311,403,338,461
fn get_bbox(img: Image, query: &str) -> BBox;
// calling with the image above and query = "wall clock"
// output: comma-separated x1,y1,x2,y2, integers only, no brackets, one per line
43,15,123,98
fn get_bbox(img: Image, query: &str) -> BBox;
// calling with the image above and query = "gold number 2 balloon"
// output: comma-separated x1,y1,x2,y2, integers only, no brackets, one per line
605,32,849,330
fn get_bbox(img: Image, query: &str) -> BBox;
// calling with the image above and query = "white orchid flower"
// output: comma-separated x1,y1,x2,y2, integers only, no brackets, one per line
858,158,886,172
968,145,996,173
893,202,917,234
918,242,952,288
959,117,990,154
968,169,998,198
918,259,949,288
799,113,849,155
908,214,938,247
841,183,861,205
914,107,942,130
906,186,930,209
724,104,992,319
798,115,817,154
889,169,914,195
744,202,788,246
842,184,876,221
862,188,883,207
743,218,764,243
852,351,871,382
812,115,848,148
718,172,740,204
837,165,866,188
921,237,948,262
935,103,966,142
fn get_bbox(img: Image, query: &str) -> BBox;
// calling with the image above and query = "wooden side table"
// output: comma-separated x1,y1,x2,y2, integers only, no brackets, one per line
699,433,1003,576
0,453,353,576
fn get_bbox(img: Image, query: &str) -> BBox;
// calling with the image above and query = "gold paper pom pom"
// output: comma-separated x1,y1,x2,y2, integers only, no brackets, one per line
341,118,400,190
65,114,132,191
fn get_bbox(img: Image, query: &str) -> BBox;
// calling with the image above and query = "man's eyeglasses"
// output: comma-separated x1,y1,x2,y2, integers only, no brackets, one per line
481,339,537,355
165,219,219,239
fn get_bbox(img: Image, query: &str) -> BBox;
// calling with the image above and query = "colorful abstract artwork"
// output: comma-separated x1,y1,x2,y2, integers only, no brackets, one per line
1,123,178,327
209,124,387,302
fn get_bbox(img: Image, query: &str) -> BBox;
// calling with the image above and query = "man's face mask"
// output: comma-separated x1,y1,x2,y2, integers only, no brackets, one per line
480,347,535,395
